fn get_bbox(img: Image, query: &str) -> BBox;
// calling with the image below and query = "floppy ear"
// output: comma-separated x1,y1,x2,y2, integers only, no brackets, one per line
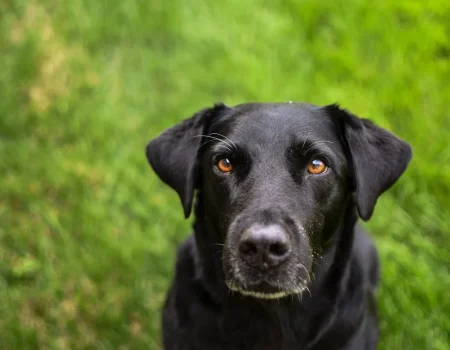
325,104,412,221
146,103,229,218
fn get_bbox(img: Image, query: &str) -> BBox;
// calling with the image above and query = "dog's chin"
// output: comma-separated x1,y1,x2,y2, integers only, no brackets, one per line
226,280,306,300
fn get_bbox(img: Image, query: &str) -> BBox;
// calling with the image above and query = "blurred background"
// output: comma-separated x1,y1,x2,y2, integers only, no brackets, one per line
1,0,449,349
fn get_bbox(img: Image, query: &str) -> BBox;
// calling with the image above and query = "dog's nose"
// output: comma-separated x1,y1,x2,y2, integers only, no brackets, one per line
238,225,291,270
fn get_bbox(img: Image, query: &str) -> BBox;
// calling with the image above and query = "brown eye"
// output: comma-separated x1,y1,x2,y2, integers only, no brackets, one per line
217,158,233,173
307,159,327,174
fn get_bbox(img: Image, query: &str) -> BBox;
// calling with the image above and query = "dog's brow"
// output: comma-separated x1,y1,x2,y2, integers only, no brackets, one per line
193,134,234,152
302,136,310,148
303,141,335,155
210,133,237,150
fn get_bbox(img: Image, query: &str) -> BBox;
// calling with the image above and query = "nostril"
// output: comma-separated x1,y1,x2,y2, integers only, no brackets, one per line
239,240,258,256
238,225,292,269
269,242,289,257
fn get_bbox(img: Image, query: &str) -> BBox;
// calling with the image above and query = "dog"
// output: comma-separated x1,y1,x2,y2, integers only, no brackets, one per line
146,102,412,350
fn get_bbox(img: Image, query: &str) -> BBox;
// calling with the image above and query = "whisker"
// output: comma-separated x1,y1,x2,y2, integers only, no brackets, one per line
210,133,237,150
297,291,303,303
193,134,233,151
304,286,312,298
302,136,310,148
197,139,217,152
297,263,311,283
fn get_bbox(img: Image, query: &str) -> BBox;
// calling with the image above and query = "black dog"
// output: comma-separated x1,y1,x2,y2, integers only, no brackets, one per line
146,102,412,350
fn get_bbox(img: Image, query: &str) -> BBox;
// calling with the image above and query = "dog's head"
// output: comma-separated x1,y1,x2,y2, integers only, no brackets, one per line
146,102,411,299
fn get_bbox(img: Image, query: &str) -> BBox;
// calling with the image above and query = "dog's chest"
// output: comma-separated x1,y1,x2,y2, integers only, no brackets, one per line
190,304,310,350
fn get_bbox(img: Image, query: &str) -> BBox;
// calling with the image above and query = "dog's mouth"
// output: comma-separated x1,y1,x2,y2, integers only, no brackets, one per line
222,251,312,299
225,279,308,299
222,215,313,299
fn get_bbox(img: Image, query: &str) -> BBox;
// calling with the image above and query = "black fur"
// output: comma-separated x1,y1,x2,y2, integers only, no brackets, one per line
146,102,412,350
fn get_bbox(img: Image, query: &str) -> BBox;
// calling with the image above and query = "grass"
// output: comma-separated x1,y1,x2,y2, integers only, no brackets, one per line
0,0,449,348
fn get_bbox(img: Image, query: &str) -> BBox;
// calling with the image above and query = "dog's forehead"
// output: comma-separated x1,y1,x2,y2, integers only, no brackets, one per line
213,103,339,144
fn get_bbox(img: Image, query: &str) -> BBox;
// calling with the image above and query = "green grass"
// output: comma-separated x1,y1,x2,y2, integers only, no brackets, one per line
1,0,449,349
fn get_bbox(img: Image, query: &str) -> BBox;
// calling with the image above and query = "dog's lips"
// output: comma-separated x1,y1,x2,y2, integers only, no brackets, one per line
226,279,307,299
227,280,307,299
222,244,312,299
246,281,281,294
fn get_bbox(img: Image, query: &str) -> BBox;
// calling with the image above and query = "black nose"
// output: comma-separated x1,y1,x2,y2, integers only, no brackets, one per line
238,225,291,270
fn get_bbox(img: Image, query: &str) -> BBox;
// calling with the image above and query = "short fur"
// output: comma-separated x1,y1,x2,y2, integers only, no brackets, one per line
146,102,412,350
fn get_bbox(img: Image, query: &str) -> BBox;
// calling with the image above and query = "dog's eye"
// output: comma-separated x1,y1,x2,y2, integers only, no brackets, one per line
307,159,327,174
217,158,233,173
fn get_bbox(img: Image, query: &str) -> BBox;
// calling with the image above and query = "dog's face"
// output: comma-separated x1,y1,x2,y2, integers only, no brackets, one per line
146,102,411,299
200,104,351,297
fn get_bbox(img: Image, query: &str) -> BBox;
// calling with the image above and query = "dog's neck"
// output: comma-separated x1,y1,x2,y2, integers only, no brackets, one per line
192,193,229,298
192,192,359,308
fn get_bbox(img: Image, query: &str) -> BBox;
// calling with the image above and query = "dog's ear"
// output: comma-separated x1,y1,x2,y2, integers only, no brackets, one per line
325,104,412,221
146,103,229,218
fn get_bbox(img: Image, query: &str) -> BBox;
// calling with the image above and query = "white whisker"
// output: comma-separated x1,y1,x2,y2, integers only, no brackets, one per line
193,134,233,151
196,139,217,151
210,133,237,150
302,136,310,148
304,286,312,298
297,263,311,283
